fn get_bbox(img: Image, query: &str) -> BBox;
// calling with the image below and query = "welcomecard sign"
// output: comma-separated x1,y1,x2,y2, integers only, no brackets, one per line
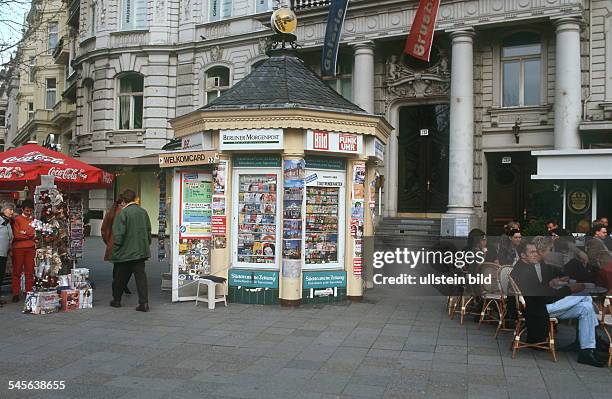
220,129,283,150
306,130,363,154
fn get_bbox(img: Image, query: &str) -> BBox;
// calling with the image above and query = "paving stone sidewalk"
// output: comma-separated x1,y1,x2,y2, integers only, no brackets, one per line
0,238,610,399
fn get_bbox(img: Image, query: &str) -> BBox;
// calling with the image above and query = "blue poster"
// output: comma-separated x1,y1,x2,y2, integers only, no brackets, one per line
321,0,350,77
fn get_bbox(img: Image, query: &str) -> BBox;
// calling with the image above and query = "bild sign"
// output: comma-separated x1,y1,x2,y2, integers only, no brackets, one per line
307,130,363,154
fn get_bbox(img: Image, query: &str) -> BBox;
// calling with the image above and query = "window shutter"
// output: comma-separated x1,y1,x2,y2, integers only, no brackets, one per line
123,0,133,29
134,0,148,28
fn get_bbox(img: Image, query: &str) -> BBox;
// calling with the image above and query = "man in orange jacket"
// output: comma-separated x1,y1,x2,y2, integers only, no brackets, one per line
11,200,36,302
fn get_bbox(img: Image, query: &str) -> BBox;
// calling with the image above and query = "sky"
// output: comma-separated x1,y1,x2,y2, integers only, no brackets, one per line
0,0,32,66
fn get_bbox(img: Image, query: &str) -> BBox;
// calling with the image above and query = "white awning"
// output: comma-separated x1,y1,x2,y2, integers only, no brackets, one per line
531,149,612,180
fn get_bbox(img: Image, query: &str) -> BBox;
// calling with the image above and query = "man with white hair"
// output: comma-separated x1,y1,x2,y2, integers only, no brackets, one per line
0,202,15,306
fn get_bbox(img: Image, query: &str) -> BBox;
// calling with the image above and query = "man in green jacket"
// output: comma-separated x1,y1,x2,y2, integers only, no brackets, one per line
110,189,152,312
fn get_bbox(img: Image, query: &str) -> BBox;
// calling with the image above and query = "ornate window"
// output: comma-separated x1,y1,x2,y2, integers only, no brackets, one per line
204,66,230,104
48,22,58,54
90,0,97,36
321,53,352,101
501,32,541,107
117,73,144,130
45,78,57,109
122,0,148,30
83,79,94,133
209,0,232,21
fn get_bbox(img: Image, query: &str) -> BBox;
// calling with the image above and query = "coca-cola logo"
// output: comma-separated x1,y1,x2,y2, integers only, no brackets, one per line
48,167,88,181
102,172,113,184
3,151,65,165
0,166,25,179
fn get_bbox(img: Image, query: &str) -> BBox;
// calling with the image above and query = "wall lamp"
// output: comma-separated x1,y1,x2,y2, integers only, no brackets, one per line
512,120,521,144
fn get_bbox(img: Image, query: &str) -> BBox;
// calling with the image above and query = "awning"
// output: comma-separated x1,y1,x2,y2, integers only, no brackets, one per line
531,149,612,179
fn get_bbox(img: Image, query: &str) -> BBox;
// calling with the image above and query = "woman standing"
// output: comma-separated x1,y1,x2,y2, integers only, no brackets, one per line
11,200,36,302
0,202,15,306
101,196,131,295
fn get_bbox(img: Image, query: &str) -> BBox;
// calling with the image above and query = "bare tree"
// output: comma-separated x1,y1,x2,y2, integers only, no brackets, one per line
0,0,67,86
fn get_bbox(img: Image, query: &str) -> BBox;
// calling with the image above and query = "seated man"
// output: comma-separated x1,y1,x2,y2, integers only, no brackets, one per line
510,240,604,367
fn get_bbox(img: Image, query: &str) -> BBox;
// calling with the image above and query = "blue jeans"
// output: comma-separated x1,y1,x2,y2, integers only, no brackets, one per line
546,295,598,349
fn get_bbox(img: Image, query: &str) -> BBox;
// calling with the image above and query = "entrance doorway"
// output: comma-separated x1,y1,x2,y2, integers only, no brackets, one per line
397,104,449,213
485,152,562,235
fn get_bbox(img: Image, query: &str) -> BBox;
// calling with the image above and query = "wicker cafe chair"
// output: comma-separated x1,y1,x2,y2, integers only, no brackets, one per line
494,265,515,338
449,265,482,325
597,296,612,367
477,262,504,329
508,275,558,362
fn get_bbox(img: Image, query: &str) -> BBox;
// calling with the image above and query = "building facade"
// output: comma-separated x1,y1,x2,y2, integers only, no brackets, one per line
64,0,612,235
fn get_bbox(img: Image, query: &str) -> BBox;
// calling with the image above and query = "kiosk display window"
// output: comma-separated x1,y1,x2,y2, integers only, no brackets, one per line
305,186,339,264
303,167,345,270
236,174,278,265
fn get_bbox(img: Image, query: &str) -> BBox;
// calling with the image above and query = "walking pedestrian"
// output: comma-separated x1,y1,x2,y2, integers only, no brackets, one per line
0,202,15,306
101,195,132,295
109,189,152,312
11,200,36,302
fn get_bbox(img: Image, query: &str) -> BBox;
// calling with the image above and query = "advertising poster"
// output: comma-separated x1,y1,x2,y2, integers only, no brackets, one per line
180,172,213,238
351,162,366,277
212,160,228,244
282,159,305,278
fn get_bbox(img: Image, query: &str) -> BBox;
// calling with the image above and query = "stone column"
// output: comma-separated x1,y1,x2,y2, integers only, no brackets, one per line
553,18,582,150
446,30,475,217
352,41,375,113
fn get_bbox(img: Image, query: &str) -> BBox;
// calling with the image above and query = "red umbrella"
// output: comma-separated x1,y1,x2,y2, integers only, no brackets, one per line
0,144,113,189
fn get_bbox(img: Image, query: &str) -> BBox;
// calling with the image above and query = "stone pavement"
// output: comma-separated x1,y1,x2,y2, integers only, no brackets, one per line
0,238,610,399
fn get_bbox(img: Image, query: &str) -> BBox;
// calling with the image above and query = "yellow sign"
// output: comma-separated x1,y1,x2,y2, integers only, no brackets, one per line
568,190,590,214
271,8,297,34
159,151,219,168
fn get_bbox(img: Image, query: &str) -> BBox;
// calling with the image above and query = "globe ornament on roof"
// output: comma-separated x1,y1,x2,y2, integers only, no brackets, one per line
271,8,297,34
270,7,298,50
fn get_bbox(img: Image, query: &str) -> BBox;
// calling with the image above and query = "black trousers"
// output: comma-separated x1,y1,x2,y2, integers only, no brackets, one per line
0,256,7,296
113,260,148,305
112,263,132,293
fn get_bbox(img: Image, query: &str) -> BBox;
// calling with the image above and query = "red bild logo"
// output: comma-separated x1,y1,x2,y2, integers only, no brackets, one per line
339,134,358,152
313,130,329,150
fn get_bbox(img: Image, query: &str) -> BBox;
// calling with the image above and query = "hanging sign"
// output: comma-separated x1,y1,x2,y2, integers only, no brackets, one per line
321,0,351,77
404,0,441,62
220,129,283,150
307,130,363,154
159,150,219,168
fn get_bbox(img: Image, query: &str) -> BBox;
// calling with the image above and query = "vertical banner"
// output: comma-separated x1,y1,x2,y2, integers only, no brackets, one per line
212,160,228,249
158,171,167,260
282,159,305,278
351,162,366,277
321,0,351,77
404,0,441,62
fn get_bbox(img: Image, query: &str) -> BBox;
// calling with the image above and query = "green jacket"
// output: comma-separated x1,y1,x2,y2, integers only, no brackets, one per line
111,203,151,263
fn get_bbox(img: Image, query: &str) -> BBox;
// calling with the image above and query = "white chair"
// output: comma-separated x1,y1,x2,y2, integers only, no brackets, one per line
195,278,227,310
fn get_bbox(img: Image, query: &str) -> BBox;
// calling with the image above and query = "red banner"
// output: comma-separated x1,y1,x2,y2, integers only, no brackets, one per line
404,0,441,62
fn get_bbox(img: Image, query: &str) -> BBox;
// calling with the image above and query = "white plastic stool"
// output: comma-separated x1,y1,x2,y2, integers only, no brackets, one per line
195,278,227,310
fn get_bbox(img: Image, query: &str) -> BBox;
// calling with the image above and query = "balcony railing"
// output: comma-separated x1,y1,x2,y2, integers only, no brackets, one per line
294,0,331,10
52,36,69,65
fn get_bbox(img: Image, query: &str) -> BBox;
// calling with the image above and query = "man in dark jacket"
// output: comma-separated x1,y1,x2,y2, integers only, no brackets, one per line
511,241,604,367
110,189,152,312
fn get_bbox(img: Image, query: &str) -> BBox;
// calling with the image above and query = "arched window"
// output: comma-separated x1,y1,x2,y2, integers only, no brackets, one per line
117,73,144,130
501,32,541,107
204,66,230,104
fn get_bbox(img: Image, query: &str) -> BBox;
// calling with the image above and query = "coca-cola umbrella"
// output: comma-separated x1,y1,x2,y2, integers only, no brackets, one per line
0,144,114,190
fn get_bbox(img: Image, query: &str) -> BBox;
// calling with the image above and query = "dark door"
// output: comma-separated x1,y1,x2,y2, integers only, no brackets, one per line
485,152,563,235
397,104,449,213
